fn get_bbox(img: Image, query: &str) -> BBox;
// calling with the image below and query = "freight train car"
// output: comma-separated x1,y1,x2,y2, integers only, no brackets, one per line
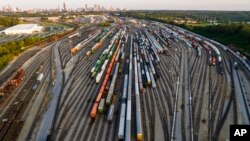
197,46,201,57
106,63,119,105
0,68,24,95
68,32,80,39
107,104,115,122
134,57,143,141
234,61,238,70
118,103,126,139
32,73,44,90
98,99,105,113
210,56,216,66
71,30,101,54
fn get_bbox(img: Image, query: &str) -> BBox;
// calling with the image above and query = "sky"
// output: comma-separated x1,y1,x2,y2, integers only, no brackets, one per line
1,0,250,11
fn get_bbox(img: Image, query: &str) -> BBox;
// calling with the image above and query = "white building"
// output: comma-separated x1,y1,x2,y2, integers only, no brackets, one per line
48,16,60,22
3,24,43,35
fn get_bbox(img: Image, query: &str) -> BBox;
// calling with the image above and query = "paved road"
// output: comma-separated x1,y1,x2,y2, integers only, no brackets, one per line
37,42,63,141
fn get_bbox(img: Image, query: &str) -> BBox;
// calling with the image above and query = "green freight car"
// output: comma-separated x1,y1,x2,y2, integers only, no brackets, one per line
98,98,105,113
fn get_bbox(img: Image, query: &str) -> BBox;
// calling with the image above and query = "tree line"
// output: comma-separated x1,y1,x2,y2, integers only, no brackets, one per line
119,11,250,55
188,24,250,55
120,11,250,23
0,36,41,70
0,16,19,27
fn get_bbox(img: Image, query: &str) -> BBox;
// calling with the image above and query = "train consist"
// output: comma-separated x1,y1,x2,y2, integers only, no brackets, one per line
90,30,121,80
90,29,121,118
68,32,81,39
32,73,44,90
86,28,113,56
0,68,24,104
70,30,102,54
162,25,226,74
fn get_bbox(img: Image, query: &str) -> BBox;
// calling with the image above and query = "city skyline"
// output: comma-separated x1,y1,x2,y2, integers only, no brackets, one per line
0,0,250,11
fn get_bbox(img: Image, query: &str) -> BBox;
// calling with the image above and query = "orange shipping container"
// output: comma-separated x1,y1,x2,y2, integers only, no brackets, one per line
71,47,78,54
90,103,99,118
96,92,103,103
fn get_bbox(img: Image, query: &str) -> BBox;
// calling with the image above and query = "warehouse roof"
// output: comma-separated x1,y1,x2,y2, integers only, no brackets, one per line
4,24,38,31
3,24,43,35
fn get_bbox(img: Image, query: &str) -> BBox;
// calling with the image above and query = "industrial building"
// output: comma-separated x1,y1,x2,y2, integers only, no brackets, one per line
3,24,43,35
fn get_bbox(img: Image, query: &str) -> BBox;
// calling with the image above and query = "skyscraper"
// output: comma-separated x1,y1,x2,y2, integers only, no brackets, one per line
98,5,101,11
4,5,13,12
94,4,97,11
63,2,66,11
85,4,88,11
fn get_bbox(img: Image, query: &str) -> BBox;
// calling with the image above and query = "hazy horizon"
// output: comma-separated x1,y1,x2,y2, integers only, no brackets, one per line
1,0,250,11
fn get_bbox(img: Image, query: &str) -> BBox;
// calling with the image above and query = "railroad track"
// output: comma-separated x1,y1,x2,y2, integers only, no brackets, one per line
0,49,50,110
191,49,206,110
152,87,170,140
144,87,155,141
209,51,236,140
54,57,102,140
0,48,41,86
0,49,51,140
52,33,115,141
191,48,208,141
57,27,99,69
1,22,249,141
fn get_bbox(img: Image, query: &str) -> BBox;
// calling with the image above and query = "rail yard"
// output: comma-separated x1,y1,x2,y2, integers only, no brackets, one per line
0,17,250,141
